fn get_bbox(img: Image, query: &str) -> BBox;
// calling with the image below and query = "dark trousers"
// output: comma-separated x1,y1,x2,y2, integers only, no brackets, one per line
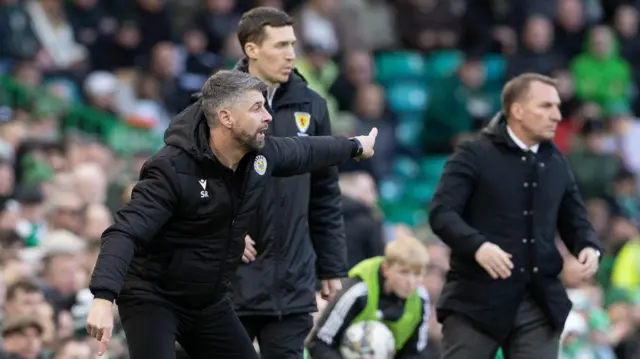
240,314,314,359
119,297,259,359
441,297,561,359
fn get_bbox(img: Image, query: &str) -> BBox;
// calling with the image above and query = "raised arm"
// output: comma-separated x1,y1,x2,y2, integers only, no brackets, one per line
309,106,348,281
265,128,378,177
89,156,180,302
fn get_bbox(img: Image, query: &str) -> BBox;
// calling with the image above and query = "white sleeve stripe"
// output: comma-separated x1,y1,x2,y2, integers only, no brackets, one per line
416,286,430,351
317,281,368,345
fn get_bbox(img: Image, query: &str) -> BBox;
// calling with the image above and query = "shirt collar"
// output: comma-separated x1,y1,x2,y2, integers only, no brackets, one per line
507,126,539,153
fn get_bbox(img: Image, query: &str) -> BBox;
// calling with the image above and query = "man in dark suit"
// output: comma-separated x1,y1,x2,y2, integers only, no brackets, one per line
429,73,602,359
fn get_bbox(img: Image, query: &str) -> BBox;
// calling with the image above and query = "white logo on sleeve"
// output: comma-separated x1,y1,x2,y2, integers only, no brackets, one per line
254,155,267,175
199,179,208,198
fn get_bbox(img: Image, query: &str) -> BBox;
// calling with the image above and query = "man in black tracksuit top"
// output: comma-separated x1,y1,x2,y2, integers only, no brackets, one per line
85,70,378,359
231,8,349,359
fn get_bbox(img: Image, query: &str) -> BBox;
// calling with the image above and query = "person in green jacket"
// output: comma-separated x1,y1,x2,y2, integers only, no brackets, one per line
305,236,431,359
570,25,632,111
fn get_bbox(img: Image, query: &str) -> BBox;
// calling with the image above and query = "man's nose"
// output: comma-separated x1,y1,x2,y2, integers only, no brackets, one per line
264,112,273,123
551,107,562,122
285,45,296,61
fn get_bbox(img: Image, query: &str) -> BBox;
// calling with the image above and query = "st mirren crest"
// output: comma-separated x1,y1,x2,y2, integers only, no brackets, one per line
294,112,311,134
254,155,267,176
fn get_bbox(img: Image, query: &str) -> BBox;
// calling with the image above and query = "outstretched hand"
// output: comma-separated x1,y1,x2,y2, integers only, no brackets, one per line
353,127,378,159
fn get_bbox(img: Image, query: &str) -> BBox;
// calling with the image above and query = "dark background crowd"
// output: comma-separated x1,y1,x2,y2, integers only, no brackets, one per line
0,0,640,358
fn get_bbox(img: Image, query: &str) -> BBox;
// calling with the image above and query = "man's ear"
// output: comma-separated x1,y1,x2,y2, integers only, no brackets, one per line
245,42,258,60
218,109,233,129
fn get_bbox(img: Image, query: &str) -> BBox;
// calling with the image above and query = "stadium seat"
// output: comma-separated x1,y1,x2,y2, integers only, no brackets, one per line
378,177,406,202
404,180,438,203
484,54,506,83
427,50,463,78
386,82,430,114
375,51,427,82
420,155,449,179
393,156,420,179
381,200,428,226
395,119,424,150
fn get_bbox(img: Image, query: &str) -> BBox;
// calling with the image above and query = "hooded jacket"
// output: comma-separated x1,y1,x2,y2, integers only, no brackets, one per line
231,59,349,316
89,101,359,310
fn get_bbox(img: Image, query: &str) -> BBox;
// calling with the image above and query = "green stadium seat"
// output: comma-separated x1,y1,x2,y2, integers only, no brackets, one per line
375,52,427,82
381,201,428,227
404,180,438,203
427,50,463,78
484,54,506,83
420,155,449,179
395,119,424,149
393,156,420,179
378,177,405,202
386,82,430,114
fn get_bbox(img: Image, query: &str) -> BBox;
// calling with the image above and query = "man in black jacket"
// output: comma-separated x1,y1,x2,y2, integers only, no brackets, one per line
84,70,378,359
230,7,349,359
429,73,602,359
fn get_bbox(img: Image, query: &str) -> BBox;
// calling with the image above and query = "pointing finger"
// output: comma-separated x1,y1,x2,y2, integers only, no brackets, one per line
369,127,378,139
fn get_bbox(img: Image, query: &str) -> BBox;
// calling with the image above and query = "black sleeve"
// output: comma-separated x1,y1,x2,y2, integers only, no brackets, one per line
395,288,431,359
263,135,357,177
89,156,180,301
428,141,487,259
306,277,368,359
309,105,348,279
557,157,602,256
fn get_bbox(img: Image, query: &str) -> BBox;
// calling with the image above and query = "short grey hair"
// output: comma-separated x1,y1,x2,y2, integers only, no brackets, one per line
201,70,268,127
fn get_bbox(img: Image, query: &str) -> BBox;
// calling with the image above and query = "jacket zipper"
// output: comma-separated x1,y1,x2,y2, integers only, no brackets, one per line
217,163,252,298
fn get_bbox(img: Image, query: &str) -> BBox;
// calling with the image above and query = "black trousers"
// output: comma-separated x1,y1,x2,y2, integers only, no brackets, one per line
119,297,259,359
440,297,561,359
240,314,314,359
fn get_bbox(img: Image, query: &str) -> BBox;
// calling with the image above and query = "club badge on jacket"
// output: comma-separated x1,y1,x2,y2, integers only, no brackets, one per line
295,112,310,136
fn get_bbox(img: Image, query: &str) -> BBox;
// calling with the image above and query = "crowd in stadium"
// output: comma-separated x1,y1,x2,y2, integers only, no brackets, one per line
1,0,640,358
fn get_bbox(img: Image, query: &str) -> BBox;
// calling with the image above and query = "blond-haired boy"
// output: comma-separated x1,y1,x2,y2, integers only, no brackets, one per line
306,236,431,358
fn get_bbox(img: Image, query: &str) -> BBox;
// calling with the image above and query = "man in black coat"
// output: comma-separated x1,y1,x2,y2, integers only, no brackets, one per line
429,73,602,359
230,7,348,359
84,70,378,359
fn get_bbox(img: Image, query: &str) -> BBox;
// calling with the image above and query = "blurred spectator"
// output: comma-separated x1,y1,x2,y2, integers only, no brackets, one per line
25,0,88,72
44,191,84,236
612,4,640,73
82,71,118,115
197,0,241,53
351,84,396,178
571,25,632,110
507,14,562,78
65,0,118,71
1,315,44,359
340,0,396,51
50,337,92,359
0,0,41,62
554,0,588,60
294,0,343,56
395,0,464,52
329,50,374,112
566,119,621,199
338,171,384,268
553,68,585,153
423,56,501,154
127,0,172,58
